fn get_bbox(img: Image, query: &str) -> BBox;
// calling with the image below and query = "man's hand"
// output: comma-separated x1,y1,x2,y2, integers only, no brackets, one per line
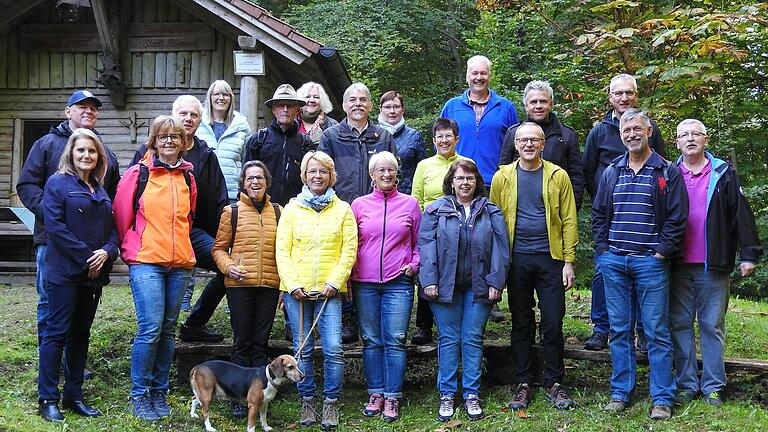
488,287,501,302
740,262,757,277
562,262,575,291
424,285,438,299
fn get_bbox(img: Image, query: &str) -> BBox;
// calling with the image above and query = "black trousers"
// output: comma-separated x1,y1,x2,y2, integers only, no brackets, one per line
415,296,434,330
507,252,566,387
226,287,279,367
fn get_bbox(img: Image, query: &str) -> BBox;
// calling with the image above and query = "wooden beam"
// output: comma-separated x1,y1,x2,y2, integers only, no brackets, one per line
91,0,120,59
0,0,47,33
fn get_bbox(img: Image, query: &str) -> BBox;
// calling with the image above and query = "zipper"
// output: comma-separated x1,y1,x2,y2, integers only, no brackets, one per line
170,171,177,266
379,191,388,283
313,209,320,291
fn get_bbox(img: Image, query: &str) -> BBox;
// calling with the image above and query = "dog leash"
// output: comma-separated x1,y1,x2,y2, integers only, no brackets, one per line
294,296,330,358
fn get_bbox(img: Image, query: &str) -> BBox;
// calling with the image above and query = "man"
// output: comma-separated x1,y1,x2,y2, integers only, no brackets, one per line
244,84,316,206
670,119,762,408
582,74,665,352
319,82,398,342
130,95,229,344
490,123,578,412
592,109,688,420
377,90,425,194
17,90,120,349
440,55,519,188
500,80,584,209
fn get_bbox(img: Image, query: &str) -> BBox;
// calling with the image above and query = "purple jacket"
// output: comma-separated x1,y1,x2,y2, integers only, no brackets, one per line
351,187,422,283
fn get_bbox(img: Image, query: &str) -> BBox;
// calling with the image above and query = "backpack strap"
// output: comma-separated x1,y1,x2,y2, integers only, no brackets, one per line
229,202,238,253
132,165,150,231
245,128,269,162
272,202,281,223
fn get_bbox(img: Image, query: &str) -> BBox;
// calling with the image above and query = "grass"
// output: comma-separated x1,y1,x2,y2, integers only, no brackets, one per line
1,283,768,431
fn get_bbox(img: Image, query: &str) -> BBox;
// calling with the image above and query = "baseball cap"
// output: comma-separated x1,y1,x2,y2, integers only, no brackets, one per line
67,90,103,108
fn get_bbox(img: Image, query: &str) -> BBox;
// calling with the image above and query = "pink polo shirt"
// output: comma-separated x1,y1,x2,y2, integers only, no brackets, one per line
680,160,711,263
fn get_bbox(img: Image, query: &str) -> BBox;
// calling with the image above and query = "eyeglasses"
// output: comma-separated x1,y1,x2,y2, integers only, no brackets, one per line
157,134,181,142
374,167,396,175
381,104,402,111
453,176,476,183
245,175,266,183
676,131,707,139
435,134,455,141
611,90,636,97
307,168,330,176
515,137,544,145
212,92,231,98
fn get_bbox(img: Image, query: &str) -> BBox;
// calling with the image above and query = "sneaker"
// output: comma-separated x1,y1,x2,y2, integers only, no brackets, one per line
232,401,247,418
83,368,94,380
410,328,433,345
636,332,648,354
649,404,672,420
584,331,609,351
382,397,400,422
300,396,317,426
363,393,384,417
489,304,506,322
179,323,224,342
437,396,454,422
341,311,359,344
321,398,339,430
546,383,576,410
705,392,723,407
149,390,171,418
673,391,696,406
464,394,483,420
603,399,626,413
130,395,160,421
507,383,533,410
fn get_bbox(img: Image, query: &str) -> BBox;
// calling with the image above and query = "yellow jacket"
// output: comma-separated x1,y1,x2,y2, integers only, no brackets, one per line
490,160,578,262
276,195,358,293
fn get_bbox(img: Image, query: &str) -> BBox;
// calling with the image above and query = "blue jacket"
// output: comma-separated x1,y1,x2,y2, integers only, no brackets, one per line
196,111,252,200
16,122,120,246
43,173,118,286
674,152,763,272
418,195,509,304
592,151,688,258
582,110,665,199
440,89,519,186
390,124,425,195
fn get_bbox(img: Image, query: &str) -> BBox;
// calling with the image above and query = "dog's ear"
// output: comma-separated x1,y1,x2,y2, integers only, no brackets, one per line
269,356,285,379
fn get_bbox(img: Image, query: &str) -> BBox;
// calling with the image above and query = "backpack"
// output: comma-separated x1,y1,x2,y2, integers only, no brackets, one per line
244,128,269,162
228,201,281,253
132,164,192,230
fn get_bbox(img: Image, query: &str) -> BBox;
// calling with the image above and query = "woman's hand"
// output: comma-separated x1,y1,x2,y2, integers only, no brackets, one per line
424,285,438,299
86,249,109,279
321,284,338,298
488,287,502,302
227,265,247,281
291,287,308,301
400,264,414,277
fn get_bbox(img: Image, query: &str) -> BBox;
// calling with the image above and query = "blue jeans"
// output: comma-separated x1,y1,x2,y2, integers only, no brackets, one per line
429,288,492,399
353,274,414,398
129,264,191,397
600,252,675,406
284,294,343,400
36,245,49,344
670,264,730,396
591,265,644,336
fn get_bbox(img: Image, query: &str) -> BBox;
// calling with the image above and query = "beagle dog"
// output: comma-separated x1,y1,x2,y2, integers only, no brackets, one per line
190,354,304,432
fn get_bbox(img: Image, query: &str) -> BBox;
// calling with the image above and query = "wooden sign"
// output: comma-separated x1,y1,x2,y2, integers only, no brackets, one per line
233,51,265,76
18,24,101,52
129,23,215,52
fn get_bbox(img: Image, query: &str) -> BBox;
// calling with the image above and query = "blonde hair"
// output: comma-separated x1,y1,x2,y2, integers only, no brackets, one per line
300,151,337,187
203,80,235,125
57,128,108,184
147,115,188,159
297,81,333,114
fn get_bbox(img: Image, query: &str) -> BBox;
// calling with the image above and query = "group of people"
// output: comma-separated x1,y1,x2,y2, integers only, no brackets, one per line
17,51,762,429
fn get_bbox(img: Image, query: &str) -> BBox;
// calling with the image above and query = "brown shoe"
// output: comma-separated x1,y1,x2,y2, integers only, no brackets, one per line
546,383,576,410
603,399,626,413
507,383,533,410
649,404,672,420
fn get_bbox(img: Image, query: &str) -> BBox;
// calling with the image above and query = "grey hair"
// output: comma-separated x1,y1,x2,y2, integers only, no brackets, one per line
466,55,492,76
342,83,372,107
514,122,546,139
523,80,554,104
676,118,707,136
620,108,651,129
368,151,399,172
172,95,204,116
610,74,637,93
297,81,334,114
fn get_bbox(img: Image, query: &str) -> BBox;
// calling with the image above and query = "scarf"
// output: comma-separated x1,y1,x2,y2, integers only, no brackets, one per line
297,185,336,212
300,111,327,143
377,114,404,135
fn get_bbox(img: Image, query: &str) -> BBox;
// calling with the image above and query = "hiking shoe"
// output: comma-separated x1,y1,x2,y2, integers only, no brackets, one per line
149,390,171,417
341,311,359,344
130,395,159,421
321,398,339,430
546,383,576,410
489,304,506,322
382,397,400,422
649,404,672,420
179,323,224,342
636,331,648,354
363,393,384,417
705,392,723,407
584,331,609,351
673,391,696,406
410,328,433,345
603,399,626,413
232,402,247,418
300,396,317,426
464,394,483,420
437,396,454,422
507,383,533,410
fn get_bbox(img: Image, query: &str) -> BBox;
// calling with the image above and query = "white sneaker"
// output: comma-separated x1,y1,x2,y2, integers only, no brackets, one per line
465,394,484,420
438,396,454,421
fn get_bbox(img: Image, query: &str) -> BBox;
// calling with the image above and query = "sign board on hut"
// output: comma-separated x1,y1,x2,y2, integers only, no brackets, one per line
19,24,101,52
129,23,215,52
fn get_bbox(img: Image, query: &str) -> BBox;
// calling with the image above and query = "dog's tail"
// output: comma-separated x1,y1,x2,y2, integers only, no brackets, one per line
189,367,200,400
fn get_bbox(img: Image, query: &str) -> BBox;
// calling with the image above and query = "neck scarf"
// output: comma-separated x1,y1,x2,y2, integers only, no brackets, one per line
377,114,404,135
297,185,336,212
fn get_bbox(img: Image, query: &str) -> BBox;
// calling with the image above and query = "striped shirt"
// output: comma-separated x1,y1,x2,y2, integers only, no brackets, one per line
608,164,658,255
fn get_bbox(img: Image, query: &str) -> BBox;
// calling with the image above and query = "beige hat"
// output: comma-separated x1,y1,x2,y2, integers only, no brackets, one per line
264,84,306,107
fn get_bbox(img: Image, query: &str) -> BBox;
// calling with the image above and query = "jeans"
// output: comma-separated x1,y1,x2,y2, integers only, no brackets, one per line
507,253,565,387
227,287,279,368
38,281,101,401
670,264,730,396
284,294,343,400
591,265,644,337
185,228,227,327
353,274,414,398
430,287,492,399
35,245,49,345
600,252,675,406
129,264,192,397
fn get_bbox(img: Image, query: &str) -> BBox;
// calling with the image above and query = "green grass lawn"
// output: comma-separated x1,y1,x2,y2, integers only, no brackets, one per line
1,283,767,431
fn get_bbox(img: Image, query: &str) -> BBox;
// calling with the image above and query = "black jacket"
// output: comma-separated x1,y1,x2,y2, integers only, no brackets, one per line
130,137,228,238
500,114,585,209
243,119,316,206
319,118,398,204
16,121,120,246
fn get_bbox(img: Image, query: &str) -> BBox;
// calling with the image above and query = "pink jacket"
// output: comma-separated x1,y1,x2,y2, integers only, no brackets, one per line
350,187,421,283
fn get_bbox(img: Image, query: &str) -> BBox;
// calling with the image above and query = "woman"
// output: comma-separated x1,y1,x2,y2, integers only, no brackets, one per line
350,151,421,422
409,118,471,345
197,79,252,201
211,161,281,418
276,151,357,430
114,115,197,422
297,81,338,144
37,129,118,422
377,91,425,195
418,159,509,422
